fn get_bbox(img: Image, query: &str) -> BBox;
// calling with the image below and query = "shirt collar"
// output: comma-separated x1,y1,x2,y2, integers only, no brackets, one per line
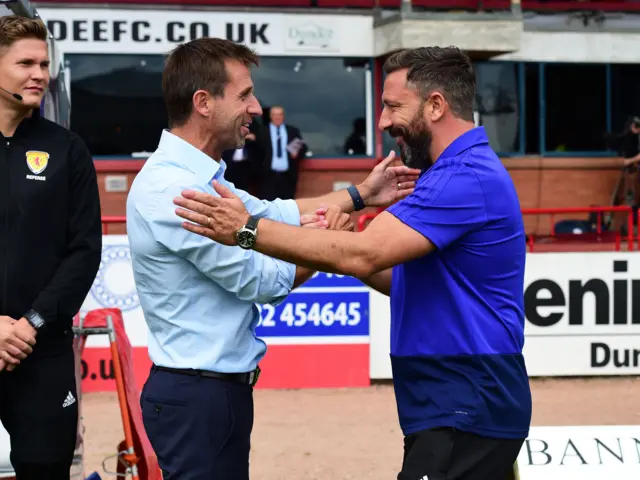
4,108,41,140
438,126,490,161
156,129,224,183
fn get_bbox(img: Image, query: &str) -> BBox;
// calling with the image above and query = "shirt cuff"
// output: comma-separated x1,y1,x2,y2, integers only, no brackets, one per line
274,199,301,226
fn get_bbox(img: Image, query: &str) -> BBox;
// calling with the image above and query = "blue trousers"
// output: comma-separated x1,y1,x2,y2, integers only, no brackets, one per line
140,367,254,480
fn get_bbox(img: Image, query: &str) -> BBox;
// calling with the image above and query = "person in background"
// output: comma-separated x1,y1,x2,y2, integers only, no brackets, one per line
222,120,262,194
258,105,307,201
0,15,102,480
343,117,367,155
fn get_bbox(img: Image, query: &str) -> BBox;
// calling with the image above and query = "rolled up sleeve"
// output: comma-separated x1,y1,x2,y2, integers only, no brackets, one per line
142,182,295,304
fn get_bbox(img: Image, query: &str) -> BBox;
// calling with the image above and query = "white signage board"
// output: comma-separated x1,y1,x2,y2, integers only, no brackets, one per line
517,425,640,480
370,252,640,379
523,252,640,376
36,8,374,57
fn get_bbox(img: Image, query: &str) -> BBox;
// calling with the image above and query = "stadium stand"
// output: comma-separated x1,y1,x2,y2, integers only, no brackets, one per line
26,0,640,10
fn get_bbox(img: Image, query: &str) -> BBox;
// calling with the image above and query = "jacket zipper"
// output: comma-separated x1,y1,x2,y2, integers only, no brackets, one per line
2,139,8,314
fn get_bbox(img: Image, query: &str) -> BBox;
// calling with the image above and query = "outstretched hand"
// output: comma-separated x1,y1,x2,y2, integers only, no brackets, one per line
174,181,249,246
360,151,421,207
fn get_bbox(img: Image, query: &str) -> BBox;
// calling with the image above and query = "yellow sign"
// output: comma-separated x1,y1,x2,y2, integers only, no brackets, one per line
26,150,49,175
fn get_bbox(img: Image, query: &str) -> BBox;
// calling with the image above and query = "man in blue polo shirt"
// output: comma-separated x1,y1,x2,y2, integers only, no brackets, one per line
173,45,532,480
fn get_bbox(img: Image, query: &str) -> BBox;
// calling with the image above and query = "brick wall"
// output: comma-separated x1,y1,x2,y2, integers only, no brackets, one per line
96,156,627,236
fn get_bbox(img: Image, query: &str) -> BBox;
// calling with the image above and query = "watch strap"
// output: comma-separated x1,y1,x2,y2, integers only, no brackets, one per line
246,215,260,231
24,309,45,330
347,185,366,212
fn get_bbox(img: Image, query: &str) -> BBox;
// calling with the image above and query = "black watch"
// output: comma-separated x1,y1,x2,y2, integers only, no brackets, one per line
236,215,260,250
24,309,45,331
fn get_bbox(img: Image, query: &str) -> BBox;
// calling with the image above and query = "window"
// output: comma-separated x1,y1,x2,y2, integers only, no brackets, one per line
611,64,640,133
382,61,522,159
66,54,369,158
251,57,368,157
523,63,540,155
475,62,521,154
66,54,166,156
543,63,607,152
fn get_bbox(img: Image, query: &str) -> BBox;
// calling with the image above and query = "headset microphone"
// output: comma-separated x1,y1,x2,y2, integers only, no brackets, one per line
0,86,23,101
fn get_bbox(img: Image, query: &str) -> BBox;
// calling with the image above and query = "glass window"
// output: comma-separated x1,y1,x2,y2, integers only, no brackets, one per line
474,62,521,154
382,61,522,158
251,57,368,157
524,62,540,155
66,54,368,158
66,54,166,156
544,63,607,152
611,64,640,133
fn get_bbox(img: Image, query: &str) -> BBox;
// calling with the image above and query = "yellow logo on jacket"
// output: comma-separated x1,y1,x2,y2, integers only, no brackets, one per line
26,150,49,175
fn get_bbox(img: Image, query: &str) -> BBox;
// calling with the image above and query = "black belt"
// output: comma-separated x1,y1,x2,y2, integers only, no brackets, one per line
152,364,261,387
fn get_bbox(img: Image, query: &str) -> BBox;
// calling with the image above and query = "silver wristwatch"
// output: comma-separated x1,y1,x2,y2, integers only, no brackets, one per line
236,215,260,250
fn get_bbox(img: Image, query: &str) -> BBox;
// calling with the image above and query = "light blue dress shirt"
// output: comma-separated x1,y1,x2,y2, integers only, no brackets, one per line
269,122,289,172
126,130,301,373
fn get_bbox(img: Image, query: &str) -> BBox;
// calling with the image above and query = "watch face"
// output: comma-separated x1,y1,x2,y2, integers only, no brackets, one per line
237,230,255,249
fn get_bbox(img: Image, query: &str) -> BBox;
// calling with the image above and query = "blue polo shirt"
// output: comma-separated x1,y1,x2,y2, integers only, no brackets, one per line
386,127,532,440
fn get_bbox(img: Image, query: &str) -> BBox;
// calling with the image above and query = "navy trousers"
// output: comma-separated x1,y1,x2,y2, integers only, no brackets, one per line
140,367,254,480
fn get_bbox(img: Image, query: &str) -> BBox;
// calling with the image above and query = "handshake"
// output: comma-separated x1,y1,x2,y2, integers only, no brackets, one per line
0,316,37,373
300,205,354,232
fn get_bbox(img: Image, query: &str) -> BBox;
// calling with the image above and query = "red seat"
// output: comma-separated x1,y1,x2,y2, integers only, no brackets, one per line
317,0,401,7
41,0,313,4
411,0,482,8
178,0,311,4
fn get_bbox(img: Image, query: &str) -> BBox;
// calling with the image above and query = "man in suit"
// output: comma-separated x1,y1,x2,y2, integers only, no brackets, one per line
222,120,262,194
259,105,307,201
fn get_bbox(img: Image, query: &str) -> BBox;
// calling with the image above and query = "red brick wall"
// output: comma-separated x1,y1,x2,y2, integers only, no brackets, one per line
96,156,627,236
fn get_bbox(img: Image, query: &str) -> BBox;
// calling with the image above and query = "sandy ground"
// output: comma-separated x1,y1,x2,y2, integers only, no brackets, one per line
78,377,640,480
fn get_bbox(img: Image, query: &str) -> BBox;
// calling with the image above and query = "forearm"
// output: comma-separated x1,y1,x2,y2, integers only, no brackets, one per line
295,184,371,215
254,220,376,277
293,266,316,288
32,242,101,324
358,268,393,296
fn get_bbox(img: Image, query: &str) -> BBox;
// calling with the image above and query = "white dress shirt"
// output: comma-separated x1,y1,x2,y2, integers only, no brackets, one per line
126,130,300,373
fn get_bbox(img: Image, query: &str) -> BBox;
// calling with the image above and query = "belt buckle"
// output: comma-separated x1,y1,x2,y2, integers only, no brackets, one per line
248,366,261,386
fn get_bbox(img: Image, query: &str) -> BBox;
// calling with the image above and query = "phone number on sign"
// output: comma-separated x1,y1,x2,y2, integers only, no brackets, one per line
255,291,369,336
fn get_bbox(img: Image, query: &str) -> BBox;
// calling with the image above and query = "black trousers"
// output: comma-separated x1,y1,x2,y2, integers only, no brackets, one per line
398,427,524,480
141,367,254,480
0,337,78,480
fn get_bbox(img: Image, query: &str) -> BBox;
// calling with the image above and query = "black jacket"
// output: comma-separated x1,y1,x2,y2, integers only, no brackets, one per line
0,111,102,349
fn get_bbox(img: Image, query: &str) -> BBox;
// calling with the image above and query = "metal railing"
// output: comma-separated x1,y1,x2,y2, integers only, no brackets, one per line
521,206,634,252
102,206,638,252
102,215,126,235
356,206,637,252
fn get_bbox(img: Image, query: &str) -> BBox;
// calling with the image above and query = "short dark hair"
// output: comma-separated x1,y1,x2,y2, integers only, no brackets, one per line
382,46,476,121
0,15,48,50
162,37,259,128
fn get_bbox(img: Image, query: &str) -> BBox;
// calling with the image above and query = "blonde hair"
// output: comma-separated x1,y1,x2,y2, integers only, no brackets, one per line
0,15,48,49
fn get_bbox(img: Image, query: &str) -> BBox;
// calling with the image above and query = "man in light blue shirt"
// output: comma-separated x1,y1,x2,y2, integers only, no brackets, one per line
127,37,420,480
128,129,304,375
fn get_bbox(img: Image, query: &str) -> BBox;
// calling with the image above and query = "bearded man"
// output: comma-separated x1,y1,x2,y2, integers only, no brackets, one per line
172,46,532,480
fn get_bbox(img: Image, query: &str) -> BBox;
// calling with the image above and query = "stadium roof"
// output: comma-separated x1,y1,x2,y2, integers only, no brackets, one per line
0,0,36,19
